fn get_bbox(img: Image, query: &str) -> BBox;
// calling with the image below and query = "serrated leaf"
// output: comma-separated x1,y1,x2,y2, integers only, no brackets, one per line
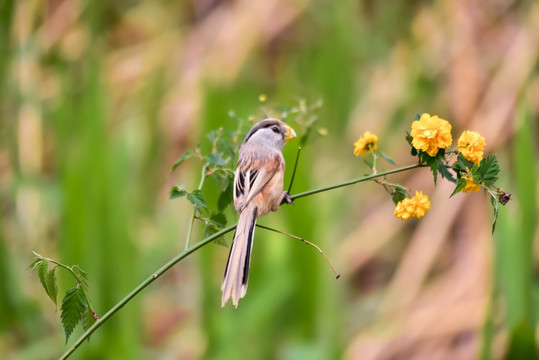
213,171,231,192
169,184,187,200
205,222,228,247
450,177,467,198
203,222,217,239
438,162,456,183
490,194,499,234
61,287,86,343
429,161,439,186
456,153,474,171
187,190,208,211
170,150,194,173
206,152,228,167
380,151,397,165
477,155,500,186
218,184,233,211
392,187,407,205
46,269,58,305
405,132,418,156
37,260,50,295
210,212,227,229
29,257,43,270
82,306,96,331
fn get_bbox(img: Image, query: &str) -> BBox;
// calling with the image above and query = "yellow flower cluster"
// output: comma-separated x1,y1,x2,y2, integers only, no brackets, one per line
461,174,480,193
394,191,431,220
354,131,378,156
411,113,452,157
458,130,486,164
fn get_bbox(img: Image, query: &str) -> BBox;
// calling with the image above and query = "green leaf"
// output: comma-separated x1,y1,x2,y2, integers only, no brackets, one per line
46,268,58,305
61,287,86,343
405,132,418,156
414,113,421,121
170,150,194,173
490,194,499,234
206,152,228,167
37,260,50,295
204,223,228,247
187,190,207,211
29,257,43,270
169,184,187,200
392,187,407,205
380,151,397,165
437,162,456,183
210,212,227,229
429,160,439,185
450,177,467,198
213,171,231,192
455,152,474,171
476,155,500,186
421,148,449,186
218,184,234,211
82,306,96,331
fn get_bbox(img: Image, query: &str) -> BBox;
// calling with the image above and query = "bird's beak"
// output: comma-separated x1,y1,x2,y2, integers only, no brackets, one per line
284,125,296,141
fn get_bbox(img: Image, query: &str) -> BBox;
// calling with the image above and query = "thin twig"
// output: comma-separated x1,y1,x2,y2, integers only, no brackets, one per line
289,163,425,201
287,147,302,194
256,224,340,279
61,162,433,358
185,164,208,250
59,224,237,360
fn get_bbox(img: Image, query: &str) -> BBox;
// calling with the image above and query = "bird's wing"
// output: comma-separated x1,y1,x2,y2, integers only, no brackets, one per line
234,154,282,212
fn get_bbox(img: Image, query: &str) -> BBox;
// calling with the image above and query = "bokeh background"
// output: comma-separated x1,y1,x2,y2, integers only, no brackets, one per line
1,0,538,359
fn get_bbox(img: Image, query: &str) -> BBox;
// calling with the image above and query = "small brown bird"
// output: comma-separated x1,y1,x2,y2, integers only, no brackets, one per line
221,119,296,308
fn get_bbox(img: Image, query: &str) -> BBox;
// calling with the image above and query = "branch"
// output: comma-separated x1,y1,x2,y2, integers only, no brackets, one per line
60,224,237,360
61,162,427,359
290,163,423,201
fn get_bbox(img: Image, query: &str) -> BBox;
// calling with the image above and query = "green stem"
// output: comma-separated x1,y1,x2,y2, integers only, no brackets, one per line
59,224,237,360
185,164,208,250
290,163,424,201
61,162,428,359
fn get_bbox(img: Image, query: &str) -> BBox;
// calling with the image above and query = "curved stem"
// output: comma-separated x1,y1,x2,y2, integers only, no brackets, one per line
61,162,427,359
290,163,424,200
60,224,237,360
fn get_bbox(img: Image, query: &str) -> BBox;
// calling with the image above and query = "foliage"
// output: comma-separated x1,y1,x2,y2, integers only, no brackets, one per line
30,252,96,344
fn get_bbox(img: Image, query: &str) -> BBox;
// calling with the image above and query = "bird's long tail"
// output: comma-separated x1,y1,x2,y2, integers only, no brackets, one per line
221,207,257,308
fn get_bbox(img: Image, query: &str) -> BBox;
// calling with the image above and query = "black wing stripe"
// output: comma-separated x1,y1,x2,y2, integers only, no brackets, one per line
248,169,258,190
223,229,238,279
242,207,257,286
236,171,245,196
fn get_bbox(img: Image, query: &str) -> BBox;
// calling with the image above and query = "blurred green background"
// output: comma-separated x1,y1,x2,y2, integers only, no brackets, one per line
1,0,538,359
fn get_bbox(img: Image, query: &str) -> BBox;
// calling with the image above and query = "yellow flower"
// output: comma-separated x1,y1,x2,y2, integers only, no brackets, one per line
411,113,452,157
394,191,431,220
354,131,378,156
458,130,486,164
461,174,480,193
258,94,267,102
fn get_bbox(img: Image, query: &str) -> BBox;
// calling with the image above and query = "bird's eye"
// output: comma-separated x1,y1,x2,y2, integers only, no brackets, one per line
271,126,279,133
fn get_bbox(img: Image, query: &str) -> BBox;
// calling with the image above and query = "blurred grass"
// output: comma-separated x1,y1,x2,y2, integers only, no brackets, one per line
1,0,538,359
496,102,537,360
